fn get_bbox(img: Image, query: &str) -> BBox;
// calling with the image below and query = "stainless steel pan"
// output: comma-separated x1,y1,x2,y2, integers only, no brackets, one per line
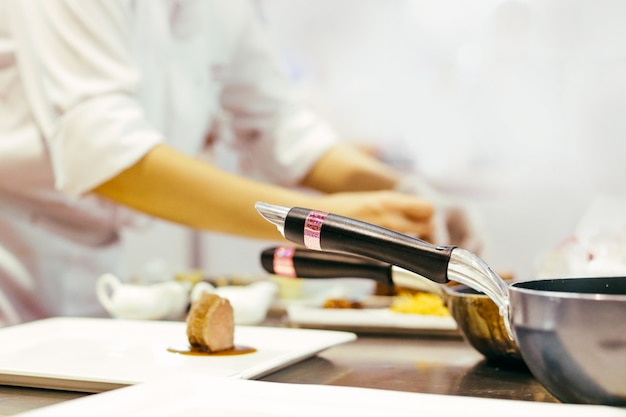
255,202,626,406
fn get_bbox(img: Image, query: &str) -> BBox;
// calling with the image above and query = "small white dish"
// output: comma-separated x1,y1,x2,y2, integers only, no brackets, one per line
191,280,279,325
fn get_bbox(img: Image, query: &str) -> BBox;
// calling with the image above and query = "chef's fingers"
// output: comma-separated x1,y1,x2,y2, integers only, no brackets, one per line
445,207,470,245
445,207,484,254
317,191,435,239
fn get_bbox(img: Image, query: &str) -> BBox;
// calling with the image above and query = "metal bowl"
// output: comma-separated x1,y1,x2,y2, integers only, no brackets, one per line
509,276,626,406
445,285,524,367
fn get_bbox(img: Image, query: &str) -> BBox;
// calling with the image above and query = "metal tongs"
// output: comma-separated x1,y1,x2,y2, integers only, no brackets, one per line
255,202,512,337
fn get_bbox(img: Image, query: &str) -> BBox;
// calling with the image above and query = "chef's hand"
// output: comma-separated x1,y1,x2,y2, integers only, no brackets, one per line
395,175,483,253
316,190,435,242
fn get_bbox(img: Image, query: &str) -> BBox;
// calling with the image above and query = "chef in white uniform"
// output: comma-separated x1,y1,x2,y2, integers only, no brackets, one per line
0,0,476,326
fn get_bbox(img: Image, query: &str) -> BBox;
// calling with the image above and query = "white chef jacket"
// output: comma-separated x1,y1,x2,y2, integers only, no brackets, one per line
0,0,338,325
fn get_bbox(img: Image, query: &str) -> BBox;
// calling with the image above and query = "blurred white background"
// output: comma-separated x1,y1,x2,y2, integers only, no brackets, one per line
122,0,626,282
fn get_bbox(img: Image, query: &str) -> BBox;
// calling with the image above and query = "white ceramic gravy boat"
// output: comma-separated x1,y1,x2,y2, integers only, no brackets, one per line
96,273,190,320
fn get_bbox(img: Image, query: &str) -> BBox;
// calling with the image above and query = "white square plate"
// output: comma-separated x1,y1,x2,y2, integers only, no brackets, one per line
0,317,355,392
15,373,626,417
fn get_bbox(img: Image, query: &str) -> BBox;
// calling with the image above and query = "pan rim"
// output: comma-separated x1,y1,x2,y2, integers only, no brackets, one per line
510,276,626,301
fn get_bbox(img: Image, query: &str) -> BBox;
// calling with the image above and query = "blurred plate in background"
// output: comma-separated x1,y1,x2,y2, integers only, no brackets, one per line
286,305,459,337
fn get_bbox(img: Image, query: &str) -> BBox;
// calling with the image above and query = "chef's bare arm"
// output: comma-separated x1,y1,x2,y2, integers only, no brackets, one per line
299,144,400,193
92,144,311,240
92,144,433,240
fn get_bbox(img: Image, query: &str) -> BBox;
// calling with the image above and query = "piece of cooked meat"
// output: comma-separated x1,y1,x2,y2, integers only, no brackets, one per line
186,292,235,352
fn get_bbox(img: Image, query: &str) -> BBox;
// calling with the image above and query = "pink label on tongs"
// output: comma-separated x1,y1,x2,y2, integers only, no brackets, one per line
303,210,328,251
273,246,296,277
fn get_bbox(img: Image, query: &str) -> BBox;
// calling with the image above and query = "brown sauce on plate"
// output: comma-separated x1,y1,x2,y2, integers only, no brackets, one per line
167,345,256,356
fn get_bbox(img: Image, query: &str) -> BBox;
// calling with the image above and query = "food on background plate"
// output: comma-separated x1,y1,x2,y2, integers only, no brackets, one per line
186,292,235,352
322,290,451,317
390,291,450,316
323,298,364,309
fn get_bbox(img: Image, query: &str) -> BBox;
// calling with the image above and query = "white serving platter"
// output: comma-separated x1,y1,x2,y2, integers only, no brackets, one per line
15,373,626,417
0,317,355,392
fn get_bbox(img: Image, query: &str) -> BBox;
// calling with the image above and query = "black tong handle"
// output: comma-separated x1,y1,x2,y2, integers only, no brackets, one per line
284,207,454,284
261,246,394,287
